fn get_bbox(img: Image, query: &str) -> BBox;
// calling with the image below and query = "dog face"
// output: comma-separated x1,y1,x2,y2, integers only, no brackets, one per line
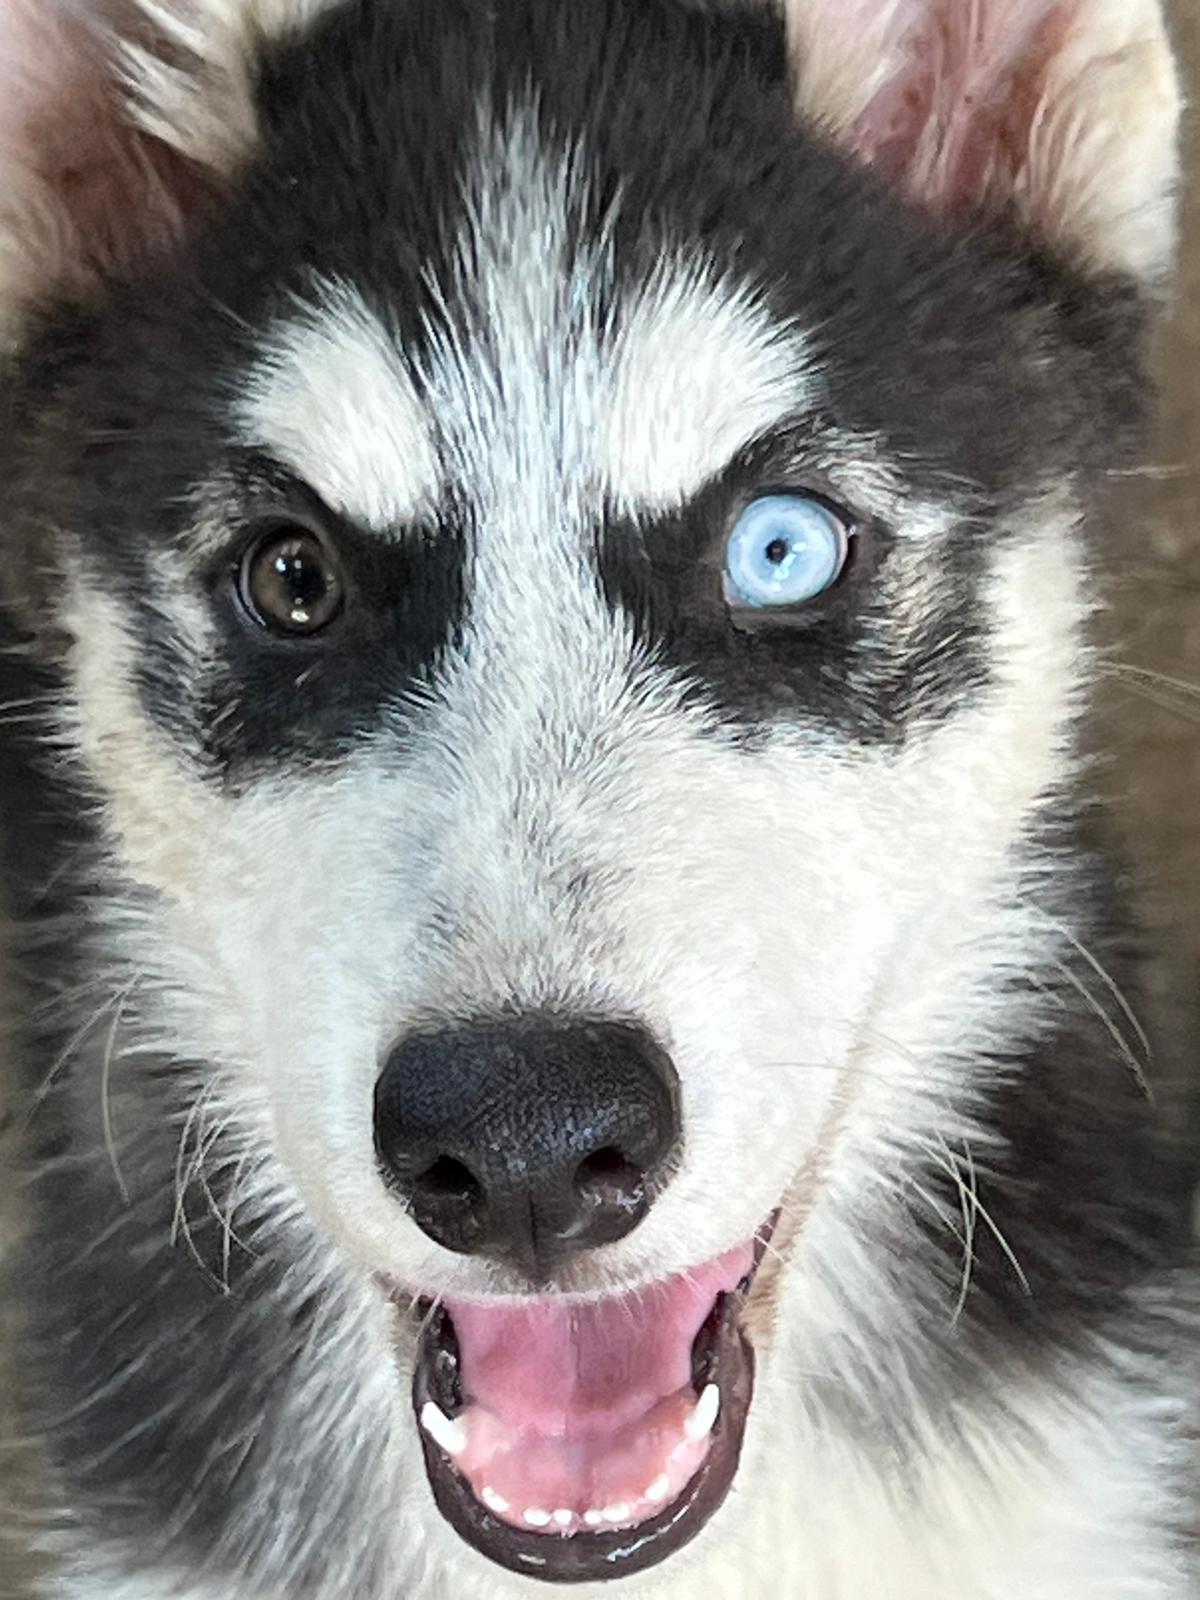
0,0,1180,1589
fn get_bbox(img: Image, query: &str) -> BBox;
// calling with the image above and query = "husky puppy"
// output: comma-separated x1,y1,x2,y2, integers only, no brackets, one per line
0,1,1195,1596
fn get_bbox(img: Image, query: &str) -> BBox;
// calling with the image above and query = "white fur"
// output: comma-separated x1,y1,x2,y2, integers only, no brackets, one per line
237,283,442,530
120,0,346,168
42,1578,253,1600
1023,0,1181,281
42,1360,1193,1600
241,233,811,527
781,0,1181,280
603,267,810,510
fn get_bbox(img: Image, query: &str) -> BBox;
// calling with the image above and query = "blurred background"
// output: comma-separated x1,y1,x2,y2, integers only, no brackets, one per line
1100,0,1200,1121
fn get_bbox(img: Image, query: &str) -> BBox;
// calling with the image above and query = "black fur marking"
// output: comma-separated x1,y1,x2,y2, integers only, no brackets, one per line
185,463,470,779
594,435,991,739
2,0,1148,775
0,2,1193,1595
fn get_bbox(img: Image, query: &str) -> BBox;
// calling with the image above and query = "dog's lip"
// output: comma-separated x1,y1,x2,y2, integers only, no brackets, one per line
399,1211,779,1585
413,1293,754,1584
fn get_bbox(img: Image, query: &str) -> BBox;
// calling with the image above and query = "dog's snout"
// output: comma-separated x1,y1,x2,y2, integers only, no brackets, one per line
373,1017,681,1277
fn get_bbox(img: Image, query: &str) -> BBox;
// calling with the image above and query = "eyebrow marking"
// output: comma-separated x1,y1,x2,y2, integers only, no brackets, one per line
602,268,811,511
236,280,441,531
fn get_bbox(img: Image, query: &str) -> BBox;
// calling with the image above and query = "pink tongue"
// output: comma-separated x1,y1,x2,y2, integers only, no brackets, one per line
448,1246,751,1441
438,1245,753,1533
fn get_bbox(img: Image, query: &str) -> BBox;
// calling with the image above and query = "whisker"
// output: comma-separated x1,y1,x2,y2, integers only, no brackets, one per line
1047,956,1154,1104
219,1144,260,1289
1103,668,1200,726
99,977,142,1206
916,1136,1031,1300
949,1138,978,1327
171,1082,221,1281
1110,663,1200,701
1024,903,1153,1071
190,1119,237,1294
1103,462,1189,481
906,1174,965,1250
22,988,128,1126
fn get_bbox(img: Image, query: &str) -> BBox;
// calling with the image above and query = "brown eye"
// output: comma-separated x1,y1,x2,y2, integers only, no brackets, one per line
238,526,344,635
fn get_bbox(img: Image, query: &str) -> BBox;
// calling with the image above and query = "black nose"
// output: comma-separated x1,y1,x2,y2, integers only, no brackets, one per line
374,1017,680,1277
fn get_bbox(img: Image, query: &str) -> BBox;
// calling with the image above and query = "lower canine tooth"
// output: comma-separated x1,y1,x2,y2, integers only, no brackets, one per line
481,1487,509,1515
419,1401,466,1457
685,1382,720,1442
645,1474,671,1504
524,1508,552,1528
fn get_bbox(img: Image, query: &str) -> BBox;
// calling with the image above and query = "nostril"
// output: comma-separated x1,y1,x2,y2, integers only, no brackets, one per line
574,1146,647,1220
407,1157,489,1254
415,1156,484,1209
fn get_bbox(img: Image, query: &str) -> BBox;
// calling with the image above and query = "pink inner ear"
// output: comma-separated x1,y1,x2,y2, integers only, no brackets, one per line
844,0,1081,212
0,0,214,309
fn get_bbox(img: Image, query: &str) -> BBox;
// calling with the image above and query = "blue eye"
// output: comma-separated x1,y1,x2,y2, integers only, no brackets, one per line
724,495,852,610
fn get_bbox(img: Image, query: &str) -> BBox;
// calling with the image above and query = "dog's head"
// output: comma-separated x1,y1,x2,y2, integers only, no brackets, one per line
0,0,1180,1589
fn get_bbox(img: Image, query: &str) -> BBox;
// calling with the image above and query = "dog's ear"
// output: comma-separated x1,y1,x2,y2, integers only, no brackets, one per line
0,1,325,345
781,0,1181,283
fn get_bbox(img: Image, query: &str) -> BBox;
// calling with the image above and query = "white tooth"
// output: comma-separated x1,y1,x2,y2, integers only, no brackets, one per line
601,1503,631,1523
524,1507,553,1528
583,1509,604,1527
481,1487,510,1515
685,1383,720,1442
552,1509,574,1528
420,1401,466,1458
644,1474,671,1504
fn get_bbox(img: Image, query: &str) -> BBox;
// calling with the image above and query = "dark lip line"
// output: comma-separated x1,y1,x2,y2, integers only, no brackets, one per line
404,1208,782,1585
412,1288,755,1583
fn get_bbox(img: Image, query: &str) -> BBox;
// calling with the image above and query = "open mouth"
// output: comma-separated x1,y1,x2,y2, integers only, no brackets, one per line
408,1218,776,1584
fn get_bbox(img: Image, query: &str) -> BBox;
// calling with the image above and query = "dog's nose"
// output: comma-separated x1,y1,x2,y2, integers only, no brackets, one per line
373,1017,681,1277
